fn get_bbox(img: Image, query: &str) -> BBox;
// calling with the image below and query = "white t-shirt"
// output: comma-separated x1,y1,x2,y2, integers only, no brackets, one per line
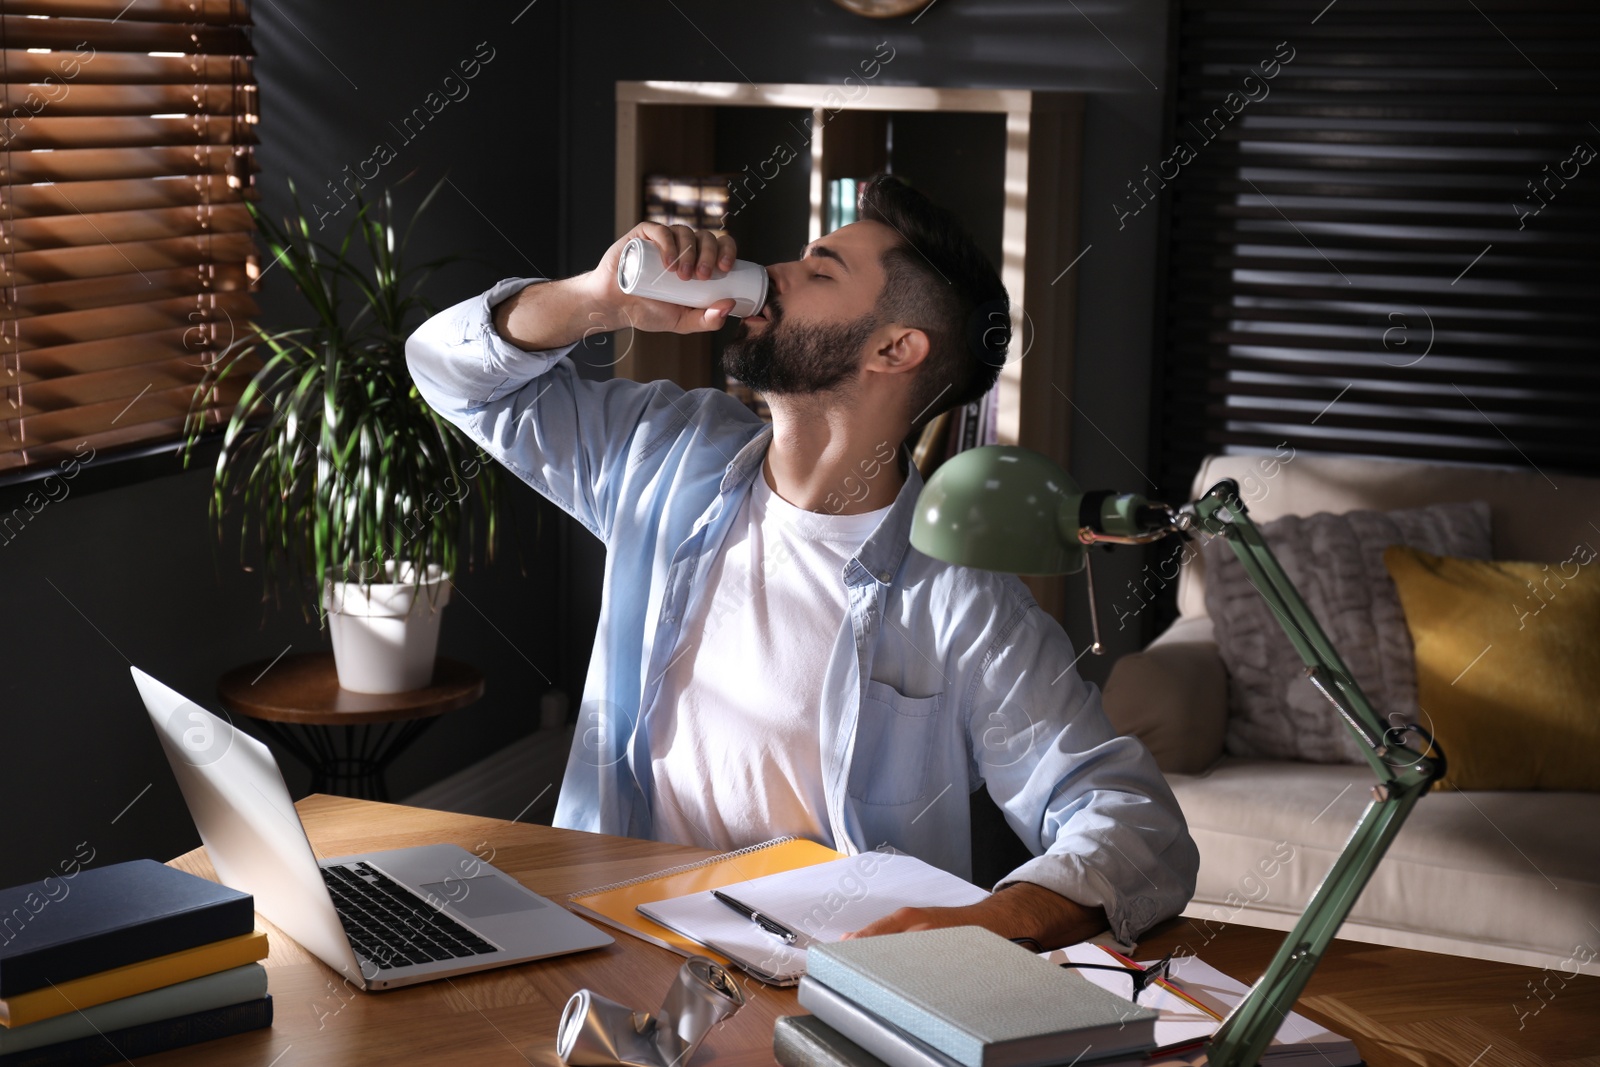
648,469,890,852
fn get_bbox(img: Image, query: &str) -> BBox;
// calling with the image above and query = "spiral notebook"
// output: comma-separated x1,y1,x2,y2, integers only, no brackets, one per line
565,837,844,967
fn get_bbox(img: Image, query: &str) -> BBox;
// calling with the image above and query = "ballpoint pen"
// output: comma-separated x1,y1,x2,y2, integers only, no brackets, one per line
711,890,799,944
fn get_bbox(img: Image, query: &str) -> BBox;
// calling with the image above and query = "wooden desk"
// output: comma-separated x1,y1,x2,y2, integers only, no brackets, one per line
159,796,1599,1067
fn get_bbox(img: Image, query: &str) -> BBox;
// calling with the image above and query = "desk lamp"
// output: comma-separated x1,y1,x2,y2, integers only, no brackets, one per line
911,445,1445,1067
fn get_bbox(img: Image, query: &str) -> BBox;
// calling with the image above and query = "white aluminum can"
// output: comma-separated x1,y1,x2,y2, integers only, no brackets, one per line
615,236,768,318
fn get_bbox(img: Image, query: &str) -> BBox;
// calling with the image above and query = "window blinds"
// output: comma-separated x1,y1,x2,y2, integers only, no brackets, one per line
1,0,259,478
1153,1,1599,497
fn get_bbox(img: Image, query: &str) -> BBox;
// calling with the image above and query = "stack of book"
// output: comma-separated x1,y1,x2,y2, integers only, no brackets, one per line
775,930,1360,1067
783,928,1159,1067
0,860,272,1067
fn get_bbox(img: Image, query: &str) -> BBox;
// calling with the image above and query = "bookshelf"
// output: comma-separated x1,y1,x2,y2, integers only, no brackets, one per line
614,81,1084,616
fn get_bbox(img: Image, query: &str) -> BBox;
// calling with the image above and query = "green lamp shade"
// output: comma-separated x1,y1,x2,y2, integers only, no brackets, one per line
910,445,1086,576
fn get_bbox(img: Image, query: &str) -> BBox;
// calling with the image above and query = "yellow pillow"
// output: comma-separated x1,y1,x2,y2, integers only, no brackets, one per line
1383,544,1600,791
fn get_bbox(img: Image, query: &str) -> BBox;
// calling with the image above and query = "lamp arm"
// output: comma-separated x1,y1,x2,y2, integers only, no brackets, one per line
1203,788,1425,1067
1182,479,1444,1067
1187,480,1439,787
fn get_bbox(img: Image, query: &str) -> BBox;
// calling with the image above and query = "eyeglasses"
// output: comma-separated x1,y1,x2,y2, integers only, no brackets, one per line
1058,952,1174,1004
1010,940,1175,1004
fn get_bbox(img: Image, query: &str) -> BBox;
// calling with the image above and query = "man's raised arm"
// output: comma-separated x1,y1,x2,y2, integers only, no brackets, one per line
403,223,739,539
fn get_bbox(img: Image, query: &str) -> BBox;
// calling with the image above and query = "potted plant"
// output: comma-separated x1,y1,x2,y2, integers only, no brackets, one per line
183,173,510,693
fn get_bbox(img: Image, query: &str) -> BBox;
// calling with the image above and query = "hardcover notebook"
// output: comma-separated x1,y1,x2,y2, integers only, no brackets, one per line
566,836,844,966
0,860,254,997
805,927,1158,1067
638,852,990,986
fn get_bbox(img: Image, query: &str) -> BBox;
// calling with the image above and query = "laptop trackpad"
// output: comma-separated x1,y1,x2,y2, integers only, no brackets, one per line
419,875,547,919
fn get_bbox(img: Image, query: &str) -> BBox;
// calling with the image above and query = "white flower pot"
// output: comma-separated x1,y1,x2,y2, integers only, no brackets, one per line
323,563,451,694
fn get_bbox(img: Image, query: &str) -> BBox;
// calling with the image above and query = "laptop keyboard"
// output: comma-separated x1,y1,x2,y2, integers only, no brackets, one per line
321,861,498,970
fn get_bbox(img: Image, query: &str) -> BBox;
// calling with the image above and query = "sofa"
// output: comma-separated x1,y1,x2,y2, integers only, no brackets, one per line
1101,452,1600,976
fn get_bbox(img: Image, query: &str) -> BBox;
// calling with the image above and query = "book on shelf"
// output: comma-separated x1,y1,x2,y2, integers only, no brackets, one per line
804,927,1157,1067
638,852,989,987
827,177,874,233
943,393,996,462
912,411,952,478
0,995,272,1067
0,930,269,1028
644,173,736,231
0,860,254,998
0,964,266,1058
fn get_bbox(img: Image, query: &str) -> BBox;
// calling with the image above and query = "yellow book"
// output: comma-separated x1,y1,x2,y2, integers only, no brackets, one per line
0,929,269,1028
566,837,842,964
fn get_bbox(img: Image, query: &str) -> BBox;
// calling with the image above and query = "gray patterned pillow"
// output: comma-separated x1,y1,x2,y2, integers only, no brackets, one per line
1202,500,1492,763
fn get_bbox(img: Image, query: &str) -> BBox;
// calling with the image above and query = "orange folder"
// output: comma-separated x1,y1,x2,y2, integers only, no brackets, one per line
566,837,843,964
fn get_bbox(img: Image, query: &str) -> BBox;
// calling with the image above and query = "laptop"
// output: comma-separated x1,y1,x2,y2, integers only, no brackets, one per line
132,666,612,990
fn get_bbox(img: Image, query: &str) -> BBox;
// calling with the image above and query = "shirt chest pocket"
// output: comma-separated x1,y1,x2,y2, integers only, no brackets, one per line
847,680,944,807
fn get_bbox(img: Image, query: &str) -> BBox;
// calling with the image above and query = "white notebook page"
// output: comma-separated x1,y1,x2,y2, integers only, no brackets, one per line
1042,944,1360,1065
639,850,989,980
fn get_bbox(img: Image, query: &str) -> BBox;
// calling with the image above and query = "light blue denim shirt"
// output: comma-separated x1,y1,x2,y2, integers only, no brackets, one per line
406,277,1198,944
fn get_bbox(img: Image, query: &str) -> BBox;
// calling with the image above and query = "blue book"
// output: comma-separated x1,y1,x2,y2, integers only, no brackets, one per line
0,964,267,1058
804,928,1157,1067
0,995,272,1067
0,860,253,997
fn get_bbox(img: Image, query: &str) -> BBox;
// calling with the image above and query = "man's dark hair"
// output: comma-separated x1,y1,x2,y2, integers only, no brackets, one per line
857,174,1010,428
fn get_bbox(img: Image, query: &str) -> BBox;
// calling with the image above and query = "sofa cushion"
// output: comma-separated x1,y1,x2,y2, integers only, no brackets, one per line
1102,616,1228,774
1177,453,1600,620
1385,545,1600,791
1204,501,1491,763
1167,757,1600,975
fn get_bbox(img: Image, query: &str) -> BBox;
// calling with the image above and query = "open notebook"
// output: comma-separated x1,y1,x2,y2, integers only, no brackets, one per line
566,836,844,966
639,850,989,985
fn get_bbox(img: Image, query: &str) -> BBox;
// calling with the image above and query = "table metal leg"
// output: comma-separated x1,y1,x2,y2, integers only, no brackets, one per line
251,719,441,801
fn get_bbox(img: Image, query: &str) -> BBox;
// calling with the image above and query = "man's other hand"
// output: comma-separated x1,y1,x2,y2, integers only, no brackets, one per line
840,881,1108,950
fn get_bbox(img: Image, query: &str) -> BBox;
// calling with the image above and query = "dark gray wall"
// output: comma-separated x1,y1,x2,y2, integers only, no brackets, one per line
2,0,1171,888
559,0,1173,679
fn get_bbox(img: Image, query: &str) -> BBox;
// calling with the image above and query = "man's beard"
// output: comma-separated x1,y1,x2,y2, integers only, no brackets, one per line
721,293,878,396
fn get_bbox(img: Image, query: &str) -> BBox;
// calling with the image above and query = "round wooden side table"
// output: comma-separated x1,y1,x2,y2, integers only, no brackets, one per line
217,652,484,801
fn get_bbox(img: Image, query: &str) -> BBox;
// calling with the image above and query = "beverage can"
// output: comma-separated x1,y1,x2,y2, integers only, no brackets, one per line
615,236,768,318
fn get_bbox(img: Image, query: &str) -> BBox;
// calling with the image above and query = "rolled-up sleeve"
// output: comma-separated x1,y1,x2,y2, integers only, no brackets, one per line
972,604,1199,946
